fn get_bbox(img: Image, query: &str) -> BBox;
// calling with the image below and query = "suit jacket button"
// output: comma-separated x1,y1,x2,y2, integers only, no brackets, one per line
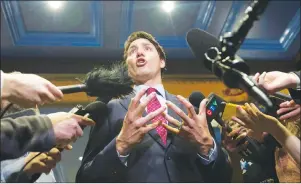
167,156,171,160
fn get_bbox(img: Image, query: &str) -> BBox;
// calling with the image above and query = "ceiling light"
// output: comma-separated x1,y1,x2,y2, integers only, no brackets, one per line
161,1,175,13
47,1,64,10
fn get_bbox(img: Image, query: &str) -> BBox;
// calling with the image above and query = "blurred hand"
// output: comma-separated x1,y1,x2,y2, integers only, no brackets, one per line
24,148,61,176
1,72,63,107
222,120,251,153
253,71,299,94
234,103,284,136
277,100,300,121
47,112,95,148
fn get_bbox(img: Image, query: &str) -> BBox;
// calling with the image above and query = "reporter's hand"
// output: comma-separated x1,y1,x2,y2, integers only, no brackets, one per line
234,103,284,136
116,88,165,155
47,112,95,148
277,100,300,121
24,148,61,176
2,72,63,107
222,120,250,153
253,71,299,94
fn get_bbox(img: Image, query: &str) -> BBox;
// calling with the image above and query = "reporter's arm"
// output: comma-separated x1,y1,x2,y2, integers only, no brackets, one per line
0,115,55,161
269,122,300,167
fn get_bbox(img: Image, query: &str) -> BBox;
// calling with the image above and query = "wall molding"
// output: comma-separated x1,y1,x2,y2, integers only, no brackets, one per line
1,1,103,46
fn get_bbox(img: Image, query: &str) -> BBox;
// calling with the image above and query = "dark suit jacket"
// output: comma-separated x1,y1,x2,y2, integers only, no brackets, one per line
288,71,300,104
76,91,232,182
1,115,55,161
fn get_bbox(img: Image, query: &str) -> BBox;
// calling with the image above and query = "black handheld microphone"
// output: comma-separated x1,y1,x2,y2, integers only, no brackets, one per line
69,101,108,129
58,62,134,101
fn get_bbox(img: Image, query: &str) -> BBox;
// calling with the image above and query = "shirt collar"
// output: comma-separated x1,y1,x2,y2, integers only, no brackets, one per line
133,84,166,99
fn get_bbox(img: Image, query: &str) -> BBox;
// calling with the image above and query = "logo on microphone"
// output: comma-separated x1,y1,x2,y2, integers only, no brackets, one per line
207,109,212,116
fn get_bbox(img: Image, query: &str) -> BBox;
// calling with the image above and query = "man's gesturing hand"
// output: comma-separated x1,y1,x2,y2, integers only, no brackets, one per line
163,96,214,156
116,88,166,156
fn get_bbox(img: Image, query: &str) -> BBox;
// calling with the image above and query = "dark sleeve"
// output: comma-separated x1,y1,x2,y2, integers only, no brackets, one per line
76,101,127,182
0,115,55,161
196,142,233,182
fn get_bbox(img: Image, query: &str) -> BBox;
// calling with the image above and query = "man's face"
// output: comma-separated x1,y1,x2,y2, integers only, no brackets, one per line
125,38,165,83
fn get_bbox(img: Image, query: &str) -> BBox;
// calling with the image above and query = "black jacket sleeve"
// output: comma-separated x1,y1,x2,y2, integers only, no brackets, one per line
1,115,55,161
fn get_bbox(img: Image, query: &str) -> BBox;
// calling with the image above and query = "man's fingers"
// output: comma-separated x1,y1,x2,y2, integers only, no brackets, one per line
176,95,197,118
135,92,156,116
277,107,297,114
253,72,260,83
162,123,180,134
46,82,64,100
236,106,253,125
72,114,96,126
64,144,73,150
137,106,166,126
279,108,301,121
166,101,192,127
40,89,57,104
162,113,182,127
279,100,293,108
198,98,208,115
142,120,161,133
129,87,148,111
258,72,267,87
231,116,246,127
228,126,244,138
235,132,248,142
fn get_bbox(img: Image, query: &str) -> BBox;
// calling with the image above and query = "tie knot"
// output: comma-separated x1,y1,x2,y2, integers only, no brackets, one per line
146,87,157,95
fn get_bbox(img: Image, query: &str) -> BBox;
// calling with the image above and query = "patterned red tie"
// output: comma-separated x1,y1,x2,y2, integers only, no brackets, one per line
146,87,167,145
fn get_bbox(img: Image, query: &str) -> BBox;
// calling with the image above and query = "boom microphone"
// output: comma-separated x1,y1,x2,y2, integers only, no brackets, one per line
58,62,134,100
186,28,292,108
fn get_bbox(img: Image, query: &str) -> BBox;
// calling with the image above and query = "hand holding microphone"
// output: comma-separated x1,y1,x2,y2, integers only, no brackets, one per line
47,112,95,149
253,71,300,94
1,71,63,108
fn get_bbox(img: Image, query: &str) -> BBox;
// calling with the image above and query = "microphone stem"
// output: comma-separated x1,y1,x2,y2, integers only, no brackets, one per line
221,0,269,59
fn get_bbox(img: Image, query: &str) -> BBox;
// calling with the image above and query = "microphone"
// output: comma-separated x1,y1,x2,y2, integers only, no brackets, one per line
69,101,108,129
58,62,134,100
56,101,108,153
186,28,274,110
220,0,269,59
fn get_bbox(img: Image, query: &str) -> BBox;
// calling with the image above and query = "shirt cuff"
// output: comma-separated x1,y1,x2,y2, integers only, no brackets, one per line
116,150,129,166
197,138,218,165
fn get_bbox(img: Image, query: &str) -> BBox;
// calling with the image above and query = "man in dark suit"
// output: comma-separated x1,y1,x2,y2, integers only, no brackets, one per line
76,31,232,182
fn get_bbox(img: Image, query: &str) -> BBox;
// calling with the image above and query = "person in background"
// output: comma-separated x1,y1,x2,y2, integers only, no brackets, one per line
222,119,279,183
234,103,300,167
